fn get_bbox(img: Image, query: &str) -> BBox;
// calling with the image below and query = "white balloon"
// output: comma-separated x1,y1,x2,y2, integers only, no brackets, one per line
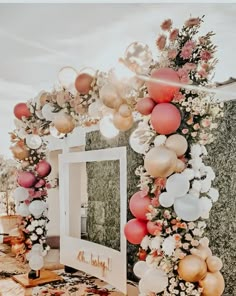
58,66,77,89
166,174,190,197
129,129,148,154
133,261,149,278
13,187,29,202
29,254,44,270
16,203,30,217
99,115,119,139
174,194,201,221
29,200,46,218
26,134,42,149
31,243,43,254
139,277,150,294
159,192,175,208
41,104,56,121
88,101,102,118
140,268,168,294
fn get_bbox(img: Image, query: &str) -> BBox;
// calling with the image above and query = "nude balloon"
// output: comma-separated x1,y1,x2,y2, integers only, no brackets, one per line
199,272,225,296
165,134,188,156
136,97,156,115
178,255,207,282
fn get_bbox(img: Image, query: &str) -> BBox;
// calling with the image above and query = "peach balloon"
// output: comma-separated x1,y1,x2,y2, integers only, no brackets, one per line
206,256,223,272
144,146,177,177
191,244,212,261
118,104,132,117
147,68,180,103
136,97,156,115
151,103,181,135
175,159,185,173
75,73,93,95
199,272,225,296
53,113,75,134
11,145,29,160
129,191,151,220
113,112,134,131
165,134,188,156
178,255,207,282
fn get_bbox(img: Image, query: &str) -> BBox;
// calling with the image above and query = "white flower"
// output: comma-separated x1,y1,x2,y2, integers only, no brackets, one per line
189,157,203,170
204,166,215,180
141,235,151,251
32,220,39,227
150,236,163,250
30,233,38,241
208,187,219,202
27,225,35,232
201,145,208,156
38,219,45,226
162,236,176,256
192,228,201,236
194,169,201,178
191,144,202,157
36,227,43,235
192,180,202,192
154,135,167,146
200,196,212,219
200,178,212,193
189,188,200,198
181,168,195,180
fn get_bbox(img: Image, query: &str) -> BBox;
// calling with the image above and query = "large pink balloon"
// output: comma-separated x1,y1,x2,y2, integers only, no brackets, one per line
18,171,37,188
147,68,180,103
14,103,31,120
124,219,148,244
136,97,156,115
151,103,181,135
129,191,151,220
36,160,52,177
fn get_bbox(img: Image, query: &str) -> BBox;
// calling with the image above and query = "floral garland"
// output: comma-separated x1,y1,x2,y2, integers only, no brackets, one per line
10,16,224,295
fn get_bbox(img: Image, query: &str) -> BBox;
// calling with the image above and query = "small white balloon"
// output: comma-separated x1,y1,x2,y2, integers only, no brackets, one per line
29,200,46,218
26,134,42,149
166,174,190,197
133,261,149,278
99,115,119,139
141,268,168,293
16,203,30,217
31,243,43,254
58,66,78,89
174,194,201,221
139,277,150,294
159,192,175,208
29,254,44,270
13,187,29,202
42,104,56,121
200,196,213,216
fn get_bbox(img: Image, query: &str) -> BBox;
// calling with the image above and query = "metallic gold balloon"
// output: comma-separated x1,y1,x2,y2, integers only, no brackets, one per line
144,146,177,178
165,134,188,157
11,144,29,160
175,159,185,172
199,272,225,296
113,112,134,131
191,244,212,261
100,84,123,109
206,256,223,272
118,104,132,117
178,255,207,282
53,113,75,134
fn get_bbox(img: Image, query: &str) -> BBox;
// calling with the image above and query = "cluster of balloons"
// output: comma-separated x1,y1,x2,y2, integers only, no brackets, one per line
136,67,181,135
100,82,133,132
144,133,188,178
178,239,224,296
124,191,151,244
133,261,168,294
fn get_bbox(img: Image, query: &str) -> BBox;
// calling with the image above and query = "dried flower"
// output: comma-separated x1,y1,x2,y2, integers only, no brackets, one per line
156,34,167,50
161,19,173,31
169,28,179,41
185,17,201,27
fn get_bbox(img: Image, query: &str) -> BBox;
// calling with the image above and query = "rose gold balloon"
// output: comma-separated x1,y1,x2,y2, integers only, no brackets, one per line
113,112,134,131
11,145,29,160
144,146,177,178
53,113,75,134
206,256,223,272
178,255,207,282
199,272,225,296
175,159,185,172
191,244,212,261
165,134,188,157
75,73,93,95
118,104,132,117
100,84,122,109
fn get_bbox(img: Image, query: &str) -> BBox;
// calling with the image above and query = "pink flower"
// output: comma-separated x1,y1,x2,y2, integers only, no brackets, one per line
182,128,189,134
198,68,208,78
180,47,193,60
200,50,212,61
169,28,179,41
201,118,211,127
183,63,196,72
191,132,197,137
156,34,166,50
168,49,178,59
178,68,189,84
161,19,172,31
185,17,201,27
193,123,200,130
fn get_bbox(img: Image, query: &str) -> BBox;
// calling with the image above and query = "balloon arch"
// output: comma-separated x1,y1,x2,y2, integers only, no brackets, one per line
11,16,225,295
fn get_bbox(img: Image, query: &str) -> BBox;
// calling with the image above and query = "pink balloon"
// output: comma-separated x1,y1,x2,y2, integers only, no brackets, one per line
36,160,52,177
14,103,31,120
18,171,36,188
151,103,181,135
124,219,148,244
147,68,180,103
136,97,156,115
129,191,151,220
147,221,161,235
34,179,46,188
